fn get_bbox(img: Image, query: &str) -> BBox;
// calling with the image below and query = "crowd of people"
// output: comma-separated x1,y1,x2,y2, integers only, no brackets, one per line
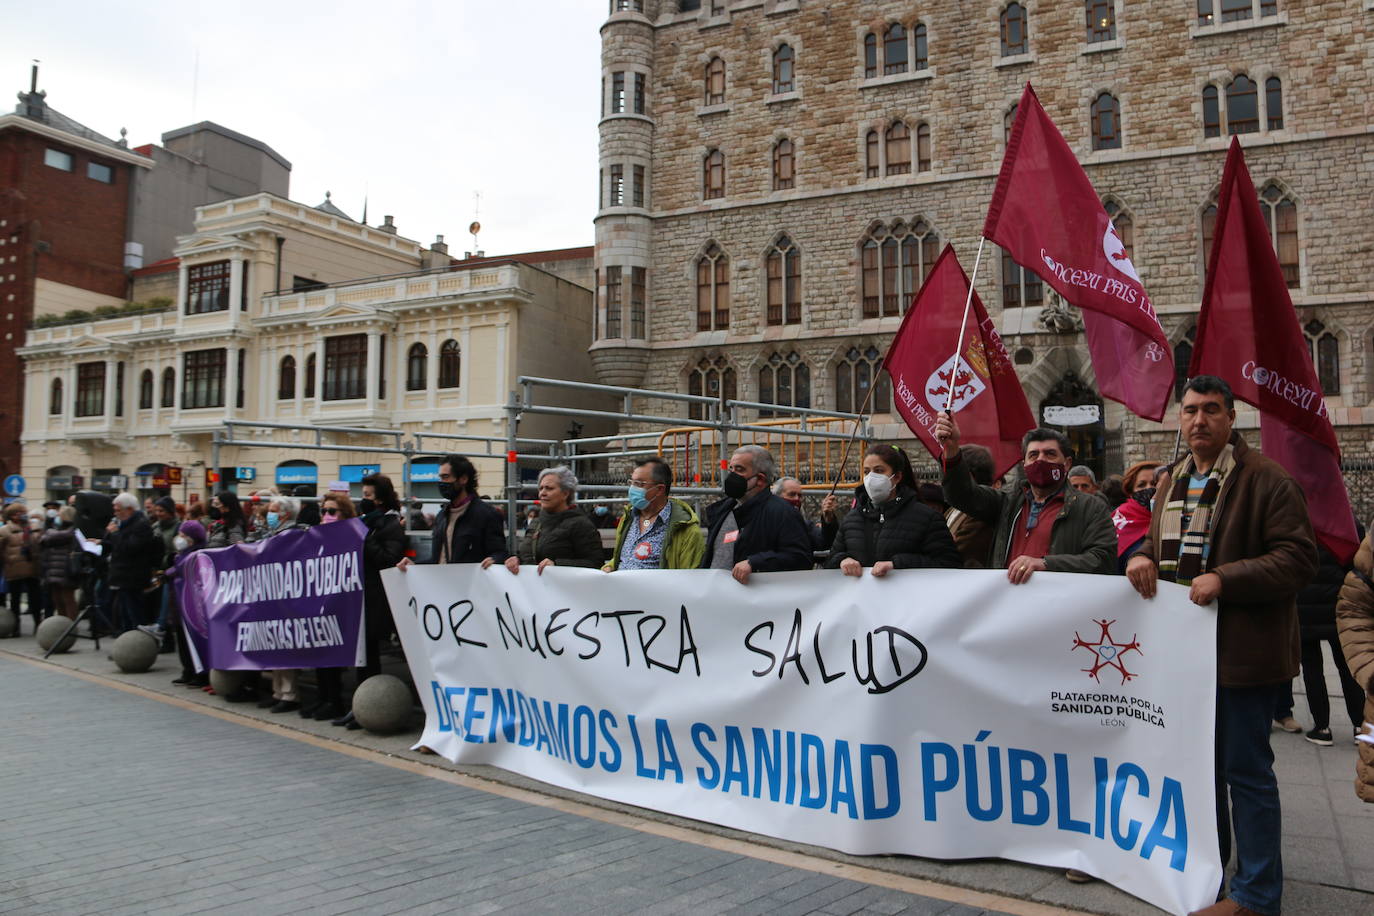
3,374,1371,916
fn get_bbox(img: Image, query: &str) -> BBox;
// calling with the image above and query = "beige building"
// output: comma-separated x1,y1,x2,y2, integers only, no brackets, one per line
591,1,1374,512
19,192,602,504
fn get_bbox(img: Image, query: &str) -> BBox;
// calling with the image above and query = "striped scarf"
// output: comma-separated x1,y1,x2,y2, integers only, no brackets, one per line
1158,443,1235,586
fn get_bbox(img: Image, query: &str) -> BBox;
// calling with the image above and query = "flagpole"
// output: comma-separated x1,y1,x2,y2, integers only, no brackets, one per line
825,382,876,500
945,237,987,413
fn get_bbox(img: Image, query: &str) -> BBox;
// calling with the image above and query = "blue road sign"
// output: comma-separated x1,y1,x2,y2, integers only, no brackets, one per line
3,475,25,497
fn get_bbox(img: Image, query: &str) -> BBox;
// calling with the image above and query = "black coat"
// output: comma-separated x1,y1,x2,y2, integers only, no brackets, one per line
518,507,604,568
428,497,509,565
104,511,162,590
1297,543,1352,640
825,486,962,570
701,492,815,573
362,511,407,634
39,526,78,587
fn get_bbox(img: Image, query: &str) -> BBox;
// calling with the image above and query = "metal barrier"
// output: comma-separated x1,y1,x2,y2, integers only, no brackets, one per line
658,416,867,490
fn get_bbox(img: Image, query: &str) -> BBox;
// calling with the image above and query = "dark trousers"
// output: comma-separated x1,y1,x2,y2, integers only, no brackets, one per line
1215,685,1284,915
1301,635,1365,731
7,577,43,629
110,588,146,633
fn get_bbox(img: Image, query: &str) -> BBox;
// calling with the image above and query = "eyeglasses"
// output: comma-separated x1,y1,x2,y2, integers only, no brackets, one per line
627,479,661,488
321,508,339,516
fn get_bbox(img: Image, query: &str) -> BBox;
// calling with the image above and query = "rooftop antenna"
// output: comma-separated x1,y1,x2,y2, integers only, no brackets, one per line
361,186,369,225
469,190,482,254
30,59,39,93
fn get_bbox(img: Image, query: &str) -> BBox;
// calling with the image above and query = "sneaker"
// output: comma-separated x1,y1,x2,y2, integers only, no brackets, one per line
1064,868,1095,883
137,624,165,640
1305,727,1333,746
1273,716,1302,733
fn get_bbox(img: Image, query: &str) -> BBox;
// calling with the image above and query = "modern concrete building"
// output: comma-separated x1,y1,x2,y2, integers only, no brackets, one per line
590,0,1373,512
18,191,602,505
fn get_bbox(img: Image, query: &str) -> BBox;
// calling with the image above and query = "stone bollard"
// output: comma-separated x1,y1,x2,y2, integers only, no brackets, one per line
111,630,159,673
36,615,77,653
351,674,413,734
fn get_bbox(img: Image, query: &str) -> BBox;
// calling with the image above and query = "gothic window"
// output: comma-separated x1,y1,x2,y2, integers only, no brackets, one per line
611,72,626,114
406,344,426,391
916,123,931,172
773,44,794,94
1001,247,1044,311
633,164,645,207
1200,0,1279,25
49,378,62,416
863,33,878,79
161,367,175,408
696,243,730,331
1304,320,1340,395
1001,3,1029,57
913,24,928,70
705,57,726,105
1103,199,1135,263
1200,202,1217,272
885,121,910,175
609,163,624,207
138,369,154,410
1265,77,1283,130
439,340,461,389
1226,75,1259,134
758,352,811,417
1258,183,1299,288
883,24,908,75
765,235,801,326
634,73,646,114
703,148,725,199
630,267,646,339
835,346,892,415
1202,85,1221,138
860,220,940,319
865,130,879,178
687,355,736,421
1091,92,1121,150
773,138,795,190
1174,326,1195,401
1005,104,1018,143
1086,0,1115,42
606,266,623,338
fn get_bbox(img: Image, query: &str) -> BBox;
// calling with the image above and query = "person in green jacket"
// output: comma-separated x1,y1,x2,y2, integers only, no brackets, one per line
604,457,705,571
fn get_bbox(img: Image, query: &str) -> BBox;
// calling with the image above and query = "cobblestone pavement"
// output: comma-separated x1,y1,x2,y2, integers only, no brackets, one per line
0,654,1028,916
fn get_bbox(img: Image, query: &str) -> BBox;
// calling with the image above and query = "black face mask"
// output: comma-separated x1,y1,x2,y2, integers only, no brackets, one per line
437,482,459,502
357,498,377,516
722,472,750,501
208,507,222,521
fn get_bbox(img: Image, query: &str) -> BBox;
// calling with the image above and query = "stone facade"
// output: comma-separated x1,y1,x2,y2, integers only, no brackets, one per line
591,0,1374,503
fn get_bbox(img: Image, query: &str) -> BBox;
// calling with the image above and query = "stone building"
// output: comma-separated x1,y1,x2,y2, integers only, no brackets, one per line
590,0,1373,506
18,191,603,505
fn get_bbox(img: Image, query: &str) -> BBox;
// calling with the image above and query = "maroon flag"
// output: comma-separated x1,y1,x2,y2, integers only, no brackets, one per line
884,244,1033,480
984,83,1173,422
1191,137,1358,563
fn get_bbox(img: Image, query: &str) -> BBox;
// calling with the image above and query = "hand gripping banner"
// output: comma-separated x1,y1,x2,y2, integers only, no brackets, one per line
384,566,1221,915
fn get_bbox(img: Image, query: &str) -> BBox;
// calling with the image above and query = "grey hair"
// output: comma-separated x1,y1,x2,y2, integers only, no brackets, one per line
1068,465,1096,483
772,476,801,495
538,465,578,497
112,493,140,511
734,445,777,484
268,495,299,519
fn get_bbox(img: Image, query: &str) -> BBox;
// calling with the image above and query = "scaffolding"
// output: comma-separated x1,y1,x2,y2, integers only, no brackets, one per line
209,376,873,551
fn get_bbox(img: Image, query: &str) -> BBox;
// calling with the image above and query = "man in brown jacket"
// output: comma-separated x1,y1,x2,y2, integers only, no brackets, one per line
1127,376,1317,916
1336,525,1374,803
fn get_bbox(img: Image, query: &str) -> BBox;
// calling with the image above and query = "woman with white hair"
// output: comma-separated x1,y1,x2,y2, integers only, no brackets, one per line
484,466,603,575
245,494,310,712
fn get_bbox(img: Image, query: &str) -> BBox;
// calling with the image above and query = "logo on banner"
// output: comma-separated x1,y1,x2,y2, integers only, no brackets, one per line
1103,222,1140,283
925,354,987,413
1072,618,1142,684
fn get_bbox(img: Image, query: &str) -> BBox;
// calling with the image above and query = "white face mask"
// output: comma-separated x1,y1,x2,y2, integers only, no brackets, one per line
863,471,894,504
173,535,191,552
46,509,58,519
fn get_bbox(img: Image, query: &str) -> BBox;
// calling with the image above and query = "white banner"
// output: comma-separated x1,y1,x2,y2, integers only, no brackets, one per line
383,566,1221,915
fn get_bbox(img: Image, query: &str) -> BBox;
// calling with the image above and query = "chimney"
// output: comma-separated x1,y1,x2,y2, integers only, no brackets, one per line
421,234,453,271
379,215,396,235
431,234,448,255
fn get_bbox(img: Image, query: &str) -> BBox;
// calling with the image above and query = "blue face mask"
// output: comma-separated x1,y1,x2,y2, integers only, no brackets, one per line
266,512,280,529
627,485,650,511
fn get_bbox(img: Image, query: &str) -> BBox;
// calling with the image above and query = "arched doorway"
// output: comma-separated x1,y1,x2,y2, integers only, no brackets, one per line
1039,371,1105,480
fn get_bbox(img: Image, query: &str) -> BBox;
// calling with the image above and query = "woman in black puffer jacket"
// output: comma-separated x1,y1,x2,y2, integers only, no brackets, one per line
1297,525,1367,746
825,444,961,577
485,466,603,575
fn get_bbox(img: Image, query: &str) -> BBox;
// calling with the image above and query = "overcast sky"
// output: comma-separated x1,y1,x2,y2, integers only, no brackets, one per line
4,1,604,256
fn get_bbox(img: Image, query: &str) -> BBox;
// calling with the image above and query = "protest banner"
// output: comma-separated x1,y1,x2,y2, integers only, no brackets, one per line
179,519,366,672
383,565,1222,915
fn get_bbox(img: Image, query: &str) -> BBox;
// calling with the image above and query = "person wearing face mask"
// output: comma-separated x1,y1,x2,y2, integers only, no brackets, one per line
243,496,312,712
38,506,80,621
604,457,704,572
398,455,506,571
825,444,960,577
935,413,1116,584
699,445,813,584
138,520,209,687
205,491,248,548
1111,463,1170,573
772,476,840,559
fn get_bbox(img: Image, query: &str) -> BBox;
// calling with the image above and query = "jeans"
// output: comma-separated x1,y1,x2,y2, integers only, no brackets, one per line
1271,681,1294,720
1216,685,1284,915
111,588,146,633
155,584,174,630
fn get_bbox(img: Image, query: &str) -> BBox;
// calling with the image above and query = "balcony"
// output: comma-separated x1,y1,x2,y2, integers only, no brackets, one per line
257,264,526,324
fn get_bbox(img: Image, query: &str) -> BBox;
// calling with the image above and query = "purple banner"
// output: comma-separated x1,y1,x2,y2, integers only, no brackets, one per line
179,519,367,672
